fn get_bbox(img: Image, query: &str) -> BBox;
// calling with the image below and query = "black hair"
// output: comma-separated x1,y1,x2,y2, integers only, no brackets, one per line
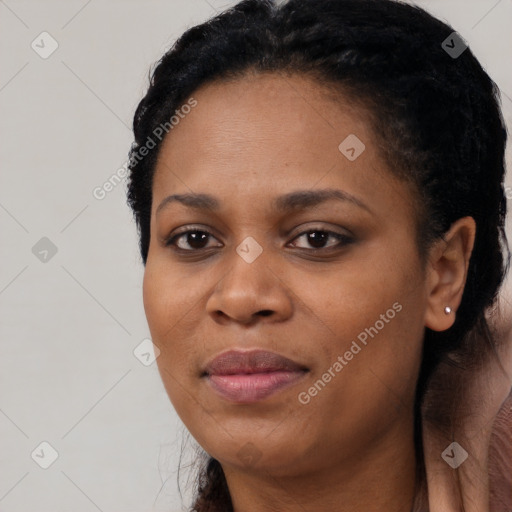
126,1,509,510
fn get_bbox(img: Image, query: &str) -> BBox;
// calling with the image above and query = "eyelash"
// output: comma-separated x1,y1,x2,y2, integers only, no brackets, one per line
164,227,353,253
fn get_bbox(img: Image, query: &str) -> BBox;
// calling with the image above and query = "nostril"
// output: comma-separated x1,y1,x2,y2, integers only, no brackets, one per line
258,310,273,317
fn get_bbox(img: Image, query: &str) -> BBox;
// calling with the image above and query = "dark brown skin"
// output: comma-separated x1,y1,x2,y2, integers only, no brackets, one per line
142,73,476,512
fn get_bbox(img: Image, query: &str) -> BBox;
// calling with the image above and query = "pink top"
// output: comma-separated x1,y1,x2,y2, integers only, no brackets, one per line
489,387,512,511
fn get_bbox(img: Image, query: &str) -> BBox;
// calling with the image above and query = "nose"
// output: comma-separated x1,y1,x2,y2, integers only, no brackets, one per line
206,247,294,326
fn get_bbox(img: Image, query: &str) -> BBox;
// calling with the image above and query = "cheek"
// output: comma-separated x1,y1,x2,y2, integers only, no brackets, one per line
142,260,209,406
307,254,426,416
291,310,424,465
142,263,192,378
317,289,424,432
143,265,172,346
143,277,192,421
142,260,195,337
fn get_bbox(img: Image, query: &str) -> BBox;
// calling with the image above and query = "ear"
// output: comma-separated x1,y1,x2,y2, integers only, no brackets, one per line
424,216,476,332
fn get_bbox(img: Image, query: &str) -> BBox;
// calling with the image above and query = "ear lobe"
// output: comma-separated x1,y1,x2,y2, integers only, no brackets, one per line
423,216,476,332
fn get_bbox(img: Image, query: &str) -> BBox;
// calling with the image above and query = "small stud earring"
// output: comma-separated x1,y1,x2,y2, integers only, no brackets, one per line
444,306,452,314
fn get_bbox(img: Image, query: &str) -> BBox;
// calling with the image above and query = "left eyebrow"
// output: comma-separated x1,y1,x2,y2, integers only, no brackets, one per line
272,188,373,215
155,188,373,217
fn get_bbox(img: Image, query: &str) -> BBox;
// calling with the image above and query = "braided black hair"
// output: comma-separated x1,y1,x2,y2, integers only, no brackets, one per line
127,1,509,510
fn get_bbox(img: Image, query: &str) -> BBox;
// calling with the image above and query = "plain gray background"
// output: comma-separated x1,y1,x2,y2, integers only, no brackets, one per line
1,1,511,511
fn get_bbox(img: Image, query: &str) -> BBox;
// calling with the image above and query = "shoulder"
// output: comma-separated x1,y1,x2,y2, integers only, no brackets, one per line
488,386,512,511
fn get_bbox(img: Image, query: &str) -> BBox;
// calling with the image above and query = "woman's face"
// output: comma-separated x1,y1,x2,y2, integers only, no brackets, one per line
143,72,429,478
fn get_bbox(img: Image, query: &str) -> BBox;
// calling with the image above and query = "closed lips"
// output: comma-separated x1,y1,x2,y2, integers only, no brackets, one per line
203,349,309,403
203,349,309,376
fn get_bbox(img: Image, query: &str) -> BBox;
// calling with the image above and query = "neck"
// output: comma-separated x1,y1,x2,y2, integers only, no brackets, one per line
223,416,419,512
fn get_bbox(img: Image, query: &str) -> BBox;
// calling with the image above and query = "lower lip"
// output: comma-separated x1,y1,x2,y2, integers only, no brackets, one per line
206,371,307,403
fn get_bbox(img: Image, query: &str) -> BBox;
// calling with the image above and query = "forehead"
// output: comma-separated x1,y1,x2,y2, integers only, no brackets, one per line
155,73,371,177
152,72,417,223
160,72,370,147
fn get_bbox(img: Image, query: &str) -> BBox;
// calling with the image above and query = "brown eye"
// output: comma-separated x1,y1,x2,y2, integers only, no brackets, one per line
166,230,219,251
289,230,353,250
